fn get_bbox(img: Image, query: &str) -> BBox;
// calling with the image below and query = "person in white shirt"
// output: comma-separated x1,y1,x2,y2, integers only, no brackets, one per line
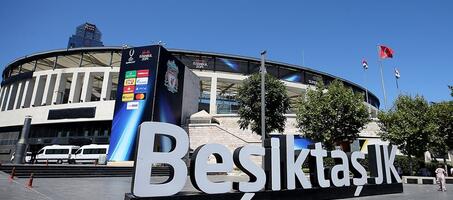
435,164,447,192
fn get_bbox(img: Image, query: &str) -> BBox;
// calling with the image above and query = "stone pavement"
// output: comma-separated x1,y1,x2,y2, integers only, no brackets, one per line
0,171,451,200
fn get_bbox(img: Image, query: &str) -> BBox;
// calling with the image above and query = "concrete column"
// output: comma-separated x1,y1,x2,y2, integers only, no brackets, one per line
0,87,4,108
30,75,41,107
100,71,112,101
68,72,78,103
52,72,65,104
209,75,217,114
41,74,52,106
13,81,24,109
0,85,9,111
80,71,92,102
20,79,31,108
5,83,16,110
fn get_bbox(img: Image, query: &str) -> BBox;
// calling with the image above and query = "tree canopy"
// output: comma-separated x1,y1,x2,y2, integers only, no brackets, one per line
236,73,290,137
296,80,370,150
377,95,433,158
428,101,453,158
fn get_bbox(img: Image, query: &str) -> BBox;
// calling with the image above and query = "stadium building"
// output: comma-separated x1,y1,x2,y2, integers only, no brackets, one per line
0,45,384,162
0,23,389,162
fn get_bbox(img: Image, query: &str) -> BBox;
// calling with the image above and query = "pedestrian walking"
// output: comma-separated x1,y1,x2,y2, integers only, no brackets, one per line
435,164,447,192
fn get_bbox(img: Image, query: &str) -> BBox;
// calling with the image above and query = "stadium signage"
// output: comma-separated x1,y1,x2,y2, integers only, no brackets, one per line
132,122,402,198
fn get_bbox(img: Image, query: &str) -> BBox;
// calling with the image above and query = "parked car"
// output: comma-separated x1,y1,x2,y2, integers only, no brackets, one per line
35,145,80,164
73,144,109,164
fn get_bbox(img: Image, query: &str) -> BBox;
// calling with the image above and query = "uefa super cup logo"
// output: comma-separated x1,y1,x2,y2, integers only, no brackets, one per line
127,49,135,64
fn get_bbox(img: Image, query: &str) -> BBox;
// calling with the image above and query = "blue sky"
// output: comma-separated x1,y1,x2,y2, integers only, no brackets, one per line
1,0,452,108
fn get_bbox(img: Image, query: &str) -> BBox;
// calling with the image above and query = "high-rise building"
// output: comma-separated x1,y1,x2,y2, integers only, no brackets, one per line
67,23,103,48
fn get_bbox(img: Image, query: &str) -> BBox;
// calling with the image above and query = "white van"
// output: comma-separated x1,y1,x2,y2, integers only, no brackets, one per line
35,145,80,164
74,144,109,164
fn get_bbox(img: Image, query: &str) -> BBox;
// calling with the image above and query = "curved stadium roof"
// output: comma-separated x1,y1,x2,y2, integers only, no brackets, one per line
1,46,380,108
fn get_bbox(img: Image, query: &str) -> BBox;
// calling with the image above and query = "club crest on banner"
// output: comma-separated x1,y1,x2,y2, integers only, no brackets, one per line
165,60,179,93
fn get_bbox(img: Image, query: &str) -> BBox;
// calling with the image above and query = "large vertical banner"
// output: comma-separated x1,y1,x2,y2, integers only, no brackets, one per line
108,45,189,161
108,45,159,161
152,48,186,152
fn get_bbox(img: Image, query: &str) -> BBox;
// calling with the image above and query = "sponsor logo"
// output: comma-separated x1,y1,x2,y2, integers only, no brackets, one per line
125,70,137,78
135,85,148,93
124,78,136,86
122,93,134,102
136,77,148,85
126,102,139,110
193,59,208,69
164,60,179,93
126,49,135,64
137,69,149,78
135,93,146,100
139,50,152,61
123,85,135,93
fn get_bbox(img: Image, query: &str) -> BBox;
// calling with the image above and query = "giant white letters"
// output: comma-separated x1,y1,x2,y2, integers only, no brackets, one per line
132,122,188,197
132,123,402,197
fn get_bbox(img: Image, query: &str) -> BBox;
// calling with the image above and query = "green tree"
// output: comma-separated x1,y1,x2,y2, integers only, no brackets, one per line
378,95,433,175
428,101,453,164
296,80,370,150
236,73,290,137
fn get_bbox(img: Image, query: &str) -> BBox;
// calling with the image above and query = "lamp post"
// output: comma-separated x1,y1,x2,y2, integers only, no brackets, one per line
260,50,267,168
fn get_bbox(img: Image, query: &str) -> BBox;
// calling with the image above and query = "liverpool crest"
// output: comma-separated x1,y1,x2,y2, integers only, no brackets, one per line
164,60,179,93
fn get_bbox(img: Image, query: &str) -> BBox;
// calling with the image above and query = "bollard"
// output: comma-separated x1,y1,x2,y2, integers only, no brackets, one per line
26,173,34,188
94,159,98,166
9,167,16,180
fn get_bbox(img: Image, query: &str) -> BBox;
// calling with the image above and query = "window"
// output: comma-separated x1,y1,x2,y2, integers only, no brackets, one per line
61,74,72,104
180,54,214,71
216,79,240,114
111,52,121,68
110,73,119,100
215,57,248,74
45,149,69,154
75,149,82,154
305,72,323,85
56,53,82,69
35,57,56,71
21,61,35,73
83,148,107,154
279,67,303,83
11,65,21,76
71,149,78,154
198,79,211,112
266,65,278,78
81,52,111,67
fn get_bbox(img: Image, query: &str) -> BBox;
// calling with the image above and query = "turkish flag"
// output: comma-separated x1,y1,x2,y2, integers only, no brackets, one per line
379,45,394,59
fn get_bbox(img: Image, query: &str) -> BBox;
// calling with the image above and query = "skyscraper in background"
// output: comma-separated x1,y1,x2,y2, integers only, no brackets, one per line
67,23,104,48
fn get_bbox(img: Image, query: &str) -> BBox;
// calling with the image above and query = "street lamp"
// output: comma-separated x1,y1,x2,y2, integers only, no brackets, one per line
260,50,266,168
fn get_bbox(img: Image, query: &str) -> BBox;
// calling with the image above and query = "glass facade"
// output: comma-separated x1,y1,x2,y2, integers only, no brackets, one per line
199,78,211,113
28,121,111,145
216,79,240,114
67,23,103,49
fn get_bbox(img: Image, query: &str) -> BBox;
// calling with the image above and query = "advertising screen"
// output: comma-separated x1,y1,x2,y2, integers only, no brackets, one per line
108,46,159,161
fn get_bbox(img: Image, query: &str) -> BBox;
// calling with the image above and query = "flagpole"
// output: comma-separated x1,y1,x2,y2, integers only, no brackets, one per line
377,45,388,110
363,62,371,115
395,69,400,95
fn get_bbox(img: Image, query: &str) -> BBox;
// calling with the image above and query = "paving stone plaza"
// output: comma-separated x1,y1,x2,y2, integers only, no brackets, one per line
1,171,450,200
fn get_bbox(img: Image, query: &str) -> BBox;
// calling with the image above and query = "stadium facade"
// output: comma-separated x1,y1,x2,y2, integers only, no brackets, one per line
0,46,384,162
